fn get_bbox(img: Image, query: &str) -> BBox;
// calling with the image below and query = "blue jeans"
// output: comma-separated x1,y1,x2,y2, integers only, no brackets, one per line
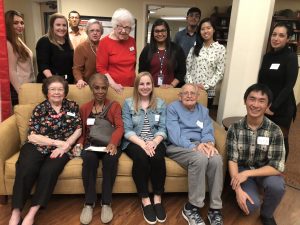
239,166,285,218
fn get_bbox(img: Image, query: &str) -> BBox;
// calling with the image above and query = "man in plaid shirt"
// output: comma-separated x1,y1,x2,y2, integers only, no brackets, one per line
226,83,285,225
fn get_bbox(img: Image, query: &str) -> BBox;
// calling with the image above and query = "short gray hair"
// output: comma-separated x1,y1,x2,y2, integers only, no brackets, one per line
111,8,134,29
86,19,103,34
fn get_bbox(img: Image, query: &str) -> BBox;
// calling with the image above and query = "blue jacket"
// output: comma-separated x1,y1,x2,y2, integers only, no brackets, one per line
122,97,167,150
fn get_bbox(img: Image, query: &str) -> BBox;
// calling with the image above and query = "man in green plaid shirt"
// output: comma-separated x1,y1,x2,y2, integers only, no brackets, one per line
226,83,285,225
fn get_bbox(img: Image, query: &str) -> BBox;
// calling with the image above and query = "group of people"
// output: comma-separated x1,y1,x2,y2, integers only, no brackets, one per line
5,5,298,225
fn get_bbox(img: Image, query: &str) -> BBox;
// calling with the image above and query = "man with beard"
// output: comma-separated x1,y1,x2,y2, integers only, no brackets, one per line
68,10,87,49
174,7,201,57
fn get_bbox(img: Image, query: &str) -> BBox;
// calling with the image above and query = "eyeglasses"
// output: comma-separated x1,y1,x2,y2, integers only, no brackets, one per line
180,91,197,97
116,25,131,33
89,29,102,33
69,16,79,20
188,13,200,19
48,88,64,93
154,29,167,34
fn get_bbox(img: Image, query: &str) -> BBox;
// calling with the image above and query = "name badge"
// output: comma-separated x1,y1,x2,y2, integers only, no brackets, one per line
157,76,163,86
67,112,75,117
196,120,203,129
87,118,95,125
129,46,135,51
257,136,269,145
270,63,280,70
64,74,68,80
155,114,160,122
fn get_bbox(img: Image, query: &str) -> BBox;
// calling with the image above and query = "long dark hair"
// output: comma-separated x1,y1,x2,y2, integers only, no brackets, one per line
5,10,30,61
193,17,216,57
148,19,176,72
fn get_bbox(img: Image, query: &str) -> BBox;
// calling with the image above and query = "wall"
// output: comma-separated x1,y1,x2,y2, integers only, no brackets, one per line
58,0,232,56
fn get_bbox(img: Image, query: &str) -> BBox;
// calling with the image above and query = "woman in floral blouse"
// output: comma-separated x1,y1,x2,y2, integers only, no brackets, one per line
185,17,226,108
9,76,82,225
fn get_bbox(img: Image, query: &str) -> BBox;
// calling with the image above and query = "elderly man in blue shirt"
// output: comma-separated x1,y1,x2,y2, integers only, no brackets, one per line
166,83,223,225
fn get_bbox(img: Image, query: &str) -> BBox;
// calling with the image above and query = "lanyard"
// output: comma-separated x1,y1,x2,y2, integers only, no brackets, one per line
157,49,166,75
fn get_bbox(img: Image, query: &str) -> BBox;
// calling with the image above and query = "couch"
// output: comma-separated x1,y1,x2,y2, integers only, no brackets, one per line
0,83,227,203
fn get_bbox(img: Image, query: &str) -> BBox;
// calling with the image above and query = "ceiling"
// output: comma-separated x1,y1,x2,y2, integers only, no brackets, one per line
148,5,189,19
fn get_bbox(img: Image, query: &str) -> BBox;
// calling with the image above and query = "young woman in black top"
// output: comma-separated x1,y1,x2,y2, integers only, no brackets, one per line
258,22,299,160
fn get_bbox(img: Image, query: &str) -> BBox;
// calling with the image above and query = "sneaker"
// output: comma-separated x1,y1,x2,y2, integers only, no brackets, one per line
208,209,223,225
153,203,167,223
101,204,113,224
142,204,157,224
260,215,277,225
182,204,205,225
80,204,94,225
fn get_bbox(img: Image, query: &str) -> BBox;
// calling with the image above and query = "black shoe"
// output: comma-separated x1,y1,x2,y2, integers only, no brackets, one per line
142,204,157,224
153,203,167,223
260,215,277,225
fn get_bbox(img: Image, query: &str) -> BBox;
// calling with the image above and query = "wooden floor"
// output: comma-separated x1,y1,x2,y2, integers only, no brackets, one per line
0,184,299,225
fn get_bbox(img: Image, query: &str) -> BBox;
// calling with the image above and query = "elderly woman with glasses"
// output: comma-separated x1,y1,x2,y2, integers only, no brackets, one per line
73,19,103,89
9,76,82,225
96,8,136,93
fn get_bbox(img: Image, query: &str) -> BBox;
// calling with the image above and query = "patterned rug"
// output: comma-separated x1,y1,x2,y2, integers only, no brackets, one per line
284,104,300,190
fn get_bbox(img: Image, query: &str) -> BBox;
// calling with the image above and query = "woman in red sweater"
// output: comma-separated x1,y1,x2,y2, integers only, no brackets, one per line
77,73,124,224
96,8,136,94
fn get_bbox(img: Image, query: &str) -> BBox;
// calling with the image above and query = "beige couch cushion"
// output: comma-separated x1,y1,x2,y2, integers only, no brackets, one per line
14,104,36,146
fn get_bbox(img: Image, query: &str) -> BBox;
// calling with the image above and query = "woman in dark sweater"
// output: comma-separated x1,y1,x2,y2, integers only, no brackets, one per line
139,19,186,88
36,13,74,84
258,22,299,160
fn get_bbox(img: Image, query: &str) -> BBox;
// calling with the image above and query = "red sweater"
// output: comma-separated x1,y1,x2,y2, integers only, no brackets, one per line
96,35,136,86
78,99,124,147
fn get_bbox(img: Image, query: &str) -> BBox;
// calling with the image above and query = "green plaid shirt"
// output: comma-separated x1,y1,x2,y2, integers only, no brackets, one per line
226,116,285,172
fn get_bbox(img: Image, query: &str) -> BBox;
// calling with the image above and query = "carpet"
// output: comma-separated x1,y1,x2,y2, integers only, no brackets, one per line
284,104,300,190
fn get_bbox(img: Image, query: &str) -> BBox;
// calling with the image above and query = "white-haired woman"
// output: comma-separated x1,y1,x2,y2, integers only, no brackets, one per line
96,8,136,93
73,19,103,89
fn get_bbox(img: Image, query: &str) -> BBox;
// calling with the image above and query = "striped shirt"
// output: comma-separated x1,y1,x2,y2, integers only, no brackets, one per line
139,113,154,141
226,116,285,172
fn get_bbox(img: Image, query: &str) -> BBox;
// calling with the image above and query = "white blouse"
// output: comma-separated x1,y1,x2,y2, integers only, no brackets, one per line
185,41,226,91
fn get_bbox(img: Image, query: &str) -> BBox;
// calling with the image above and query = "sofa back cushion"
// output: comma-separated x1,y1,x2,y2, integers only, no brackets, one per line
19,83,208,107
14,104,36,145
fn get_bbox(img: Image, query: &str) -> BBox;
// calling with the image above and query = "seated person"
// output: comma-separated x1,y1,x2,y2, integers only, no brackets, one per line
9,76,82,225
77,74,124,224
122,72,167,224
227,83,285,225
166,83,223,225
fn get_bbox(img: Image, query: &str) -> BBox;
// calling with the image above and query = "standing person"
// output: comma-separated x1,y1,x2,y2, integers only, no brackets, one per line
174,7,201,57
68,10,87,49
258,22,299,161
227,83,285,225
5,10,35,106
122,72,167,224
185,18,226,108
8,76,82,225
96,8,136,94
36,13,74,84
139,19,186,88
73,19,103,89
78,74,124,224
166,84,224,225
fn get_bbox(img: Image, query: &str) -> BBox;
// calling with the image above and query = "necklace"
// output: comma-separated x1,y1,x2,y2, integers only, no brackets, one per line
90,41,97,56
93,102,104,114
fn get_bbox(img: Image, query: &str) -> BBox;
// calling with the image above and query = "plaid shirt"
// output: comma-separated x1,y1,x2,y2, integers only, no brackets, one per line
226,116,285,172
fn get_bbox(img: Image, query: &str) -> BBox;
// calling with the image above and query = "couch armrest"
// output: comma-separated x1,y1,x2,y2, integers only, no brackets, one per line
0,115,20,195
213,121,227,174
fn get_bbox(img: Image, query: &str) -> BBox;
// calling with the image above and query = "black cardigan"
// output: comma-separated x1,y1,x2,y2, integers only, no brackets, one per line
258,45,299,125
138,42,186,86
36,36,74,84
